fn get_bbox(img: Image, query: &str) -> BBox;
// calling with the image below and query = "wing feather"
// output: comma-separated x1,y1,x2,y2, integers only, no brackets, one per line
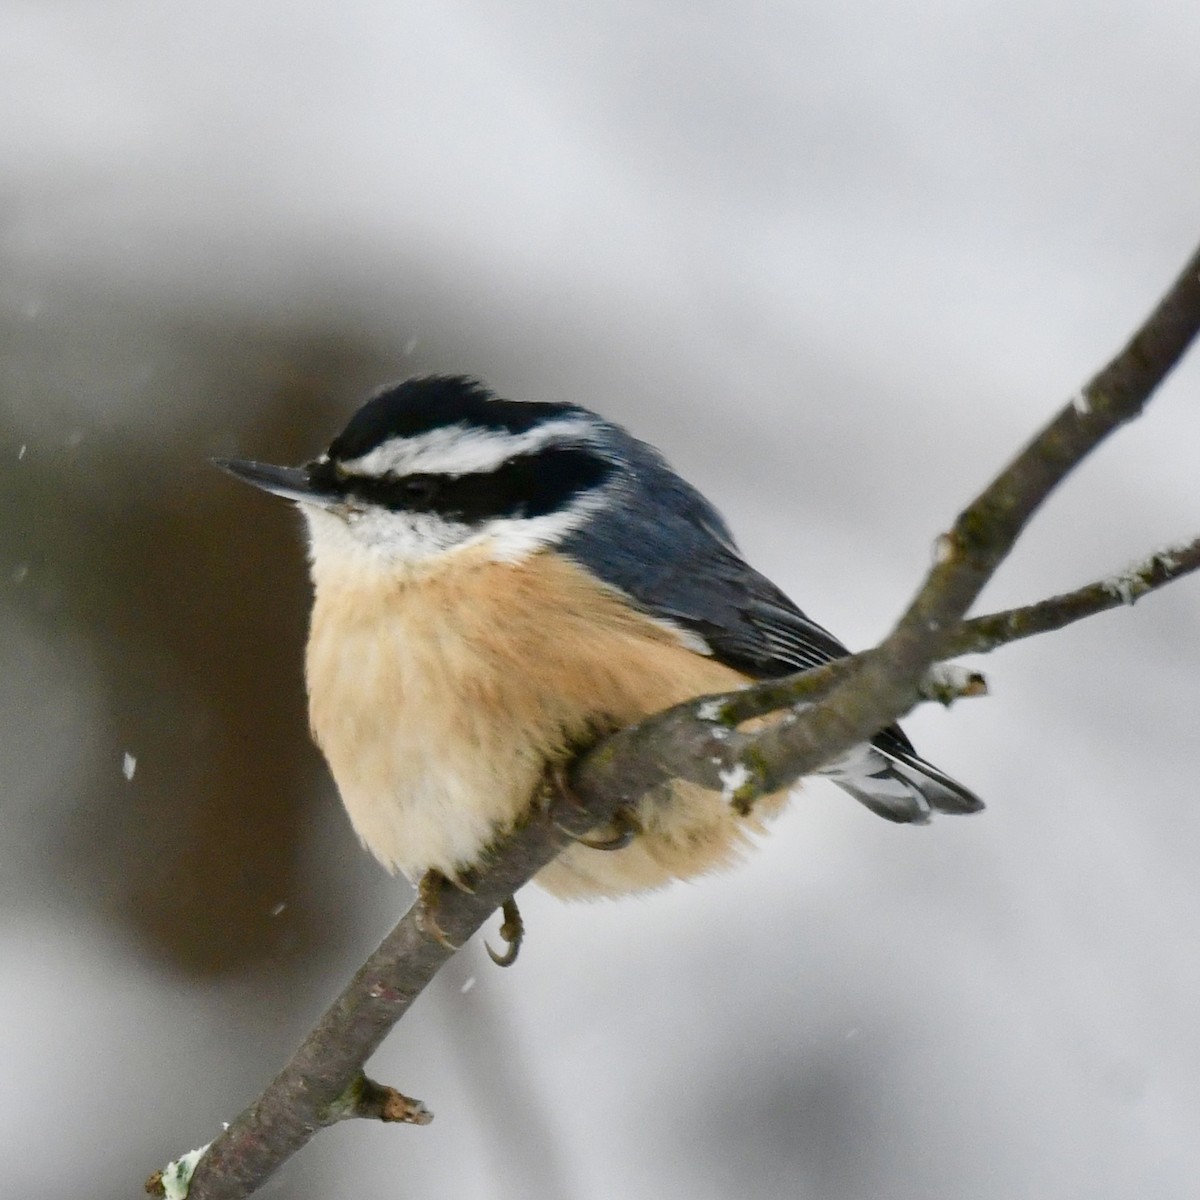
558,434,982,820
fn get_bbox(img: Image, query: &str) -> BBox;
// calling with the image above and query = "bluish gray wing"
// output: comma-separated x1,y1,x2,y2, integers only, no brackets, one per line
558,466,982,821
559,463,854,679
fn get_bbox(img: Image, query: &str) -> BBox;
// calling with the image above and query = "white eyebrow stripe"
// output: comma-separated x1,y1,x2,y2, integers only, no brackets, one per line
339,417,601,479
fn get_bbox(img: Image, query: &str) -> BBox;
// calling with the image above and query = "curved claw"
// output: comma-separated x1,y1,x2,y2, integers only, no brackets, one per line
485,939,519,967
447,870,477,895
417,869,462,951
577,827,636,852
576,805,644,852
418,911,460,952
545,760,644,852
485,896,524,968
553,818,592,842
543,760,584,812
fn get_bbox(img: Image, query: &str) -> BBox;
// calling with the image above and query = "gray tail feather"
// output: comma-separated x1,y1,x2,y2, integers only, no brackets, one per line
825,744,984,825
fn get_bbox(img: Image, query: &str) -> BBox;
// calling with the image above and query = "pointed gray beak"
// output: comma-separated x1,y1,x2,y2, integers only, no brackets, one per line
212,457,338,506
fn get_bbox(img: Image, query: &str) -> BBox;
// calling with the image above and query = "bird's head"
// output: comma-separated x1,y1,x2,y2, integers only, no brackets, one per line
216,376,623,574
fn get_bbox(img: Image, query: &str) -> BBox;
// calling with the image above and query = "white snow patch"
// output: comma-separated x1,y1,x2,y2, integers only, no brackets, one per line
159,1143,210,1200
17,444,26,460
1100,544,1184,607
269,902,286,917
1071,390,1091,415
122,752,137,781
933,534,955,564
696,699,723,722
460,975,477,994
1104,571,1139,606
923,663,984,699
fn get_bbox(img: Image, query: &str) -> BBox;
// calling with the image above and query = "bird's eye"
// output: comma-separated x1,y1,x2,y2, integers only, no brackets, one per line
397,476,440,506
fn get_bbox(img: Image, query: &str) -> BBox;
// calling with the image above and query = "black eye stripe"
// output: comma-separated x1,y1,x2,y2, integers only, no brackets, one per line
344,447,614,523
396,477,440,505
307,457,343,494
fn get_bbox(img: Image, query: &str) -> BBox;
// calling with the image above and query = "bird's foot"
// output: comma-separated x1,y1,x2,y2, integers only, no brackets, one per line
575,805,644,851
416,869,464,951
485,896,524,967
545,762,644,851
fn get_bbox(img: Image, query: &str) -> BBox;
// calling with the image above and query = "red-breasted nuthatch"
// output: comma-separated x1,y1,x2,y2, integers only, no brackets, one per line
217,376,981,958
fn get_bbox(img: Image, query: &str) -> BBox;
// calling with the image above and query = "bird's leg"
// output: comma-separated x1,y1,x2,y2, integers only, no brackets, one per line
416,869,463,951
485,896,524,967
547,761,644,851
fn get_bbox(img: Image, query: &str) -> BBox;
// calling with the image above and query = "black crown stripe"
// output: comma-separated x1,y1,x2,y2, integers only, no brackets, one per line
329,376,584,462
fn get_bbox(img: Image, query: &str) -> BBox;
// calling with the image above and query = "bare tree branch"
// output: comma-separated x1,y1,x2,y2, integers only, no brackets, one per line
569,534,1200,814
579,242,1200,808
165,242,1200,1200
171,799,582,1200
569,248,1200,809
949,538,1200,654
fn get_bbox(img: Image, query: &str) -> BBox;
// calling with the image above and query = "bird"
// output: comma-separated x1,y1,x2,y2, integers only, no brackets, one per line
216,374,982,962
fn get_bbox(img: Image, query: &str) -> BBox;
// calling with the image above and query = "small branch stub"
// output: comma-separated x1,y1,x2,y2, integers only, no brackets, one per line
323,1073,434,1126
364,1079,434,1126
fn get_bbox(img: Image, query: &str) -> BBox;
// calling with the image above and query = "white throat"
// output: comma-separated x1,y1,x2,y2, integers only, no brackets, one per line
300,490,606,584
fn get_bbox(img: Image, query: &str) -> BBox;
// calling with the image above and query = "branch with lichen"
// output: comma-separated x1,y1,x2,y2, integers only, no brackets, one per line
608,534,1200,812
151,240,1200,1200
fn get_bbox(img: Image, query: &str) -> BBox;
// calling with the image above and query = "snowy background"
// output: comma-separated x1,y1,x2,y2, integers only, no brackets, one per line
3,3,1200,1198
